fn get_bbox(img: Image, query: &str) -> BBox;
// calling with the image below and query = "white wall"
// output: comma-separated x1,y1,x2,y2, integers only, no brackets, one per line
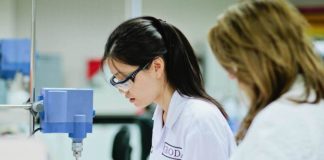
142,0,235,47
15,0,126,88
13,0,237,90
0,0,16,38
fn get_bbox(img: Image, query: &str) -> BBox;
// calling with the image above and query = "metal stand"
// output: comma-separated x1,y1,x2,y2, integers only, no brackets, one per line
29,0,37,136
0,0,36,136
0,104,32,110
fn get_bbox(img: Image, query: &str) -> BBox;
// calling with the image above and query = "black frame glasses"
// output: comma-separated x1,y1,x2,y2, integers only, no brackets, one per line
109,62,150,88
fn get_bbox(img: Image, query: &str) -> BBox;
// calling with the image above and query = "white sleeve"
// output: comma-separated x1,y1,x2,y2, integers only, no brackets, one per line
230,108,310,160
183,125,232,160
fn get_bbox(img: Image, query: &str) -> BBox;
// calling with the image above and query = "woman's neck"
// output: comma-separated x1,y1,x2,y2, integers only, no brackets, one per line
156,84,175,123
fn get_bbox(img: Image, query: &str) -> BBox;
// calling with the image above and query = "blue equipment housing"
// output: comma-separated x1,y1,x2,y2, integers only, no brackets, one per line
38,88,95,143
0,39,31,79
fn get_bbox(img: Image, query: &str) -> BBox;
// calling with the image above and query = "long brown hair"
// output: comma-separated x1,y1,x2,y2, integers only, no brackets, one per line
208,0,324,142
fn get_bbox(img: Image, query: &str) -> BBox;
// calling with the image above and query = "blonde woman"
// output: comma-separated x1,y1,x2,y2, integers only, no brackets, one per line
208,0,324,159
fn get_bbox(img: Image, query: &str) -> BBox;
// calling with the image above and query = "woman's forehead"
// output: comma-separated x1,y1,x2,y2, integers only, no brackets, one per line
107,59,137,74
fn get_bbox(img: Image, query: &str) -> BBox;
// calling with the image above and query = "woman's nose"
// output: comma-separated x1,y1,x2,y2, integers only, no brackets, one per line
118,88,130,96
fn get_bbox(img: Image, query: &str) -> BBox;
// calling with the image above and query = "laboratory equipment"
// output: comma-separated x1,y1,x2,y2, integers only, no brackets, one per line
0,39,31,79
0,0,95,159
37,88,95,160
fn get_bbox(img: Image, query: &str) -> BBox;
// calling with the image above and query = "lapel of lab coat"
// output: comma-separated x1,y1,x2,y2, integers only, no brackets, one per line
151,91,187,146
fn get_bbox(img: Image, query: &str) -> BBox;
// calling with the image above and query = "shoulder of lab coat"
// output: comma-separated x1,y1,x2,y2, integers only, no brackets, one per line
181,98,236,160
230,77,324,160
151,91,236,160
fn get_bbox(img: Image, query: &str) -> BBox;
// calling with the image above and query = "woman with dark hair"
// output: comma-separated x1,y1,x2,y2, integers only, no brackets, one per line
101,16,236,160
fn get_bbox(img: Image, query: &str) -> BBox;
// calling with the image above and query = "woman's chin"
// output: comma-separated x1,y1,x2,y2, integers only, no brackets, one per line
133,104,146,108
132,102,149,109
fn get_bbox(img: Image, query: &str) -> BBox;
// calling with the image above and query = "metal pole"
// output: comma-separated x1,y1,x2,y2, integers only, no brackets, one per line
29,0,37,136
125,0,142,19
0,104,32,110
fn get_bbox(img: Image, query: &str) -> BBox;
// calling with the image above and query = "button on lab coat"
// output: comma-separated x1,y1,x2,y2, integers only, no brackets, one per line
149,91,236,160
231,77,324,160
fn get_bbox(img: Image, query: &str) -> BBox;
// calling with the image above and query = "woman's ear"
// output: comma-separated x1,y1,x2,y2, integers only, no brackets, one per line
227,64,237,80
151,57,165,79
228,72,236,80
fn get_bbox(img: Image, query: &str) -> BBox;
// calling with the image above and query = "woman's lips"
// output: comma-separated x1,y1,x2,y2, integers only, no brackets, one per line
129,98,135,103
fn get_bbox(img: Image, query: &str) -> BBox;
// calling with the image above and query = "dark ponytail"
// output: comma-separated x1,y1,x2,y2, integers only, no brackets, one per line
101,16,228,119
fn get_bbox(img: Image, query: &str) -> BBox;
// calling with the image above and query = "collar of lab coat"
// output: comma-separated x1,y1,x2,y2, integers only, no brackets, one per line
279,75,315,101
152,90,187,129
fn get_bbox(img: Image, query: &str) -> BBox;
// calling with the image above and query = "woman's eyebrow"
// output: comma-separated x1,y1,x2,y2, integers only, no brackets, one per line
113,71,128,79
111,60,128,77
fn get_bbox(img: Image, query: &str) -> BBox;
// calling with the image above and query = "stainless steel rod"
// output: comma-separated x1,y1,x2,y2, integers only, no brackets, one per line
0,104,32,110
29,0,37,136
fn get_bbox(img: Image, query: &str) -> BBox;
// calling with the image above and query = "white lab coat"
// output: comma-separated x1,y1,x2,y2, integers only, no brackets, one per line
149,91,236,160
231,77,324,160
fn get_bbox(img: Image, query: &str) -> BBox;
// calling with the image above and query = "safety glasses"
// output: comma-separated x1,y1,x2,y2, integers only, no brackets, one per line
109,62,150,92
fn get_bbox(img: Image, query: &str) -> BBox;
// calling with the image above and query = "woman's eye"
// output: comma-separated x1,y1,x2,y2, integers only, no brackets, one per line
115,75,126,81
